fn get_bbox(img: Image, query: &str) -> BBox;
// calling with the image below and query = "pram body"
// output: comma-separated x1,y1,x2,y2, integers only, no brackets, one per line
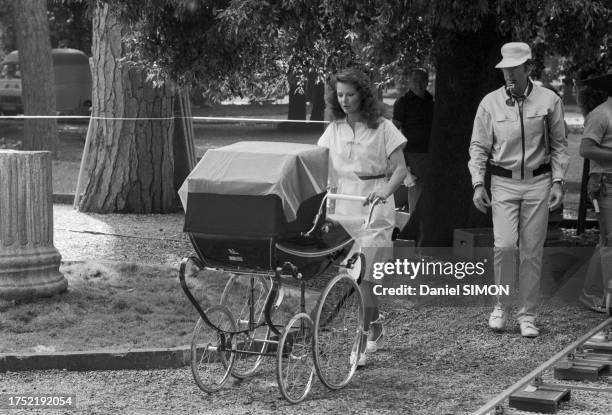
178,141,378,403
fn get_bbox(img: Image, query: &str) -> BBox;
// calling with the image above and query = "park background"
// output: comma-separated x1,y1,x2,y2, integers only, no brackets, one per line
1,1,612,414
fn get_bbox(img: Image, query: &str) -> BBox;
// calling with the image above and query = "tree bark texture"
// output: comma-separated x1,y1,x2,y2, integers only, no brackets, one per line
405,18,508,246
78,3,175,213
11,0,58,154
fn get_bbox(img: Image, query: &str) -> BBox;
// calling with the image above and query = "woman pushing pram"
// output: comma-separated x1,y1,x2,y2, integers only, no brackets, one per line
177,67,407,402
318,67,408,367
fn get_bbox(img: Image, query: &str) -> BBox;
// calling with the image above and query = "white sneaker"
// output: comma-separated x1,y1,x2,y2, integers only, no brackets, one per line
365,325,386,353
488,306,507,331
520,320,539,338
365,314,386,353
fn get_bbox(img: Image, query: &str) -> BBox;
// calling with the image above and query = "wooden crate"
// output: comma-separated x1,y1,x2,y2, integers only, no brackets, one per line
453,228,494,260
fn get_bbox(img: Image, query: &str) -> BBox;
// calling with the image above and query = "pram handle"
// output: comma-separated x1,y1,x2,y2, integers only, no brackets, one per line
302,193,384,237
326,194,367,202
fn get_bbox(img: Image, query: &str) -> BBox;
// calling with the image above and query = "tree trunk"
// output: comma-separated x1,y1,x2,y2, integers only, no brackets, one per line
562,80,576,106
287,76,307,121
78,3,175,213
12,0,57,155
309,81,325,121
405,18,508,246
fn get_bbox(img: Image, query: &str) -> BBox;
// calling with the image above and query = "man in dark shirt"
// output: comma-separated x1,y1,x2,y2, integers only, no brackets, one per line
392,68,434,214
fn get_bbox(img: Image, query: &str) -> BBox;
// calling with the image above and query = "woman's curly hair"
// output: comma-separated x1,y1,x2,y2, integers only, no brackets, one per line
325,68,385,129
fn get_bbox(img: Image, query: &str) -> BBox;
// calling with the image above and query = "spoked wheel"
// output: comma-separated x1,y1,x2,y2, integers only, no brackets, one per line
220,273,272,378
277,313,316,404
190,305,237,393
313,273,364,390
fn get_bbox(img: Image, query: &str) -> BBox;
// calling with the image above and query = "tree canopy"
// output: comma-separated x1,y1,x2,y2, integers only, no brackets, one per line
99,0,611,243
97,0,288,102
0,1,92,55
2,1,609,99
96,1,610,90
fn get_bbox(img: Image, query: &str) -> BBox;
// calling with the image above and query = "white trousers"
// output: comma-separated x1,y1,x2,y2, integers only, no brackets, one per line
491,173,551,322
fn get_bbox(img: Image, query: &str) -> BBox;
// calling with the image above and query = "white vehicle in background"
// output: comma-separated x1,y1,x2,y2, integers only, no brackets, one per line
0,48,91,116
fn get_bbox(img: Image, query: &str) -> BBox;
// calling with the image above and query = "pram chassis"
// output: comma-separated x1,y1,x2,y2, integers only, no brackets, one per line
179,194,383,403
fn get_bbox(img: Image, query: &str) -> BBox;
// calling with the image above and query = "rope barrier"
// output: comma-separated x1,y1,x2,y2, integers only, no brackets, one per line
0,114,329,123
56,228,188,243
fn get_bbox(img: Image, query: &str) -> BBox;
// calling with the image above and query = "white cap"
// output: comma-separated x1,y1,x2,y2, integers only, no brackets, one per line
495,42,532,68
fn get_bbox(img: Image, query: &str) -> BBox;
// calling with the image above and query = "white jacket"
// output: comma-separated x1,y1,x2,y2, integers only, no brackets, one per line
468,82,568,187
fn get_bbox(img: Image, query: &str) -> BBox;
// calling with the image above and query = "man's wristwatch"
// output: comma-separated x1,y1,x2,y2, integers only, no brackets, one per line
552,178,566,192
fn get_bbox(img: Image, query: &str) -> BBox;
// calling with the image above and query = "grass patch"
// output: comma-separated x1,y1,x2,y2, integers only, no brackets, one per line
0,261,307,354
0,261,229,353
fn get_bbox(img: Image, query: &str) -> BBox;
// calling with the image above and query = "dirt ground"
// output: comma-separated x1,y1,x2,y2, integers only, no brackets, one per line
2,267,609,414
2,107,609,413
1,204,609,414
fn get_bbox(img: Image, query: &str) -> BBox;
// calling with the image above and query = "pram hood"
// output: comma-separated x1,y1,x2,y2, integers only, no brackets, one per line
178,141,328,222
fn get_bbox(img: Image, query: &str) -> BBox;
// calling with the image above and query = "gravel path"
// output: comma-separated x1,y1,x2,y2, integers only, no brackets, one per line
3,306,611,415
40,204,612,414
54,204,190,266
1,365,414,415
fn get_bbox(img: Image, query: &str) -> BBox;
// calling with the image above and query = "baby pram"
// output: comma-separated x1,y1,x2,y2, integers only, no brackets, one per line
178,141,383,403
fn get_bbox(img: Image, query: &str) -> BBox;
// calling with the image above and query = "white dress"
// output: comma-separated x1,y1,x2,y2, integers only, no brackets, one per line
317,118,406,280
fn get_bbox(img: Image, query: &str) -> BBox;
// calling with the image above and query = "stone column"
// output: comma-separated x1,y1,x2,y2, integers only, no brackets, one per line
0,150,67,299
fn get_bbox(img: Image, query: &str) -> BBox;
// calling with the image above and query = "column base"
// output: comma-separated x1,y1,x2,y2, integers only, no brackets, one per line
0,247,67,300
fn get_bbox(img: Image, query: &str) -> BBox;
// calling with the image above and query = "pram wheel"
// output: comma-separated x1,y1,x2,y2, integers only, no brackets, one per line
313,273,364,389
190,305,237,393
276,312,315,403
220,273,272,378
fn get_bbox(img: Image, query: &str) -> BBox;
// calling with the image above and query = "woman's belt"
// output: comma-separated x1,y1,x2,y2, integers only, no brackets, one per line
490,163,551,179
356,174,386,181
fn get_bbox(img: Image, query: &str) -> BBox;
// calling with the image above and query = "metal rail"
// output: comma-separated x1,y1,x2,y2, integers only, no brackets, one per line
472,317,612,415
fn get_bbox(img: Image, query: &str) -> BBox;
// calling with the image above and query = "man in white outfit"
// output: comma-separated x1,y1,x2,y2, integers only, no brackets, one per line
468,42,568,337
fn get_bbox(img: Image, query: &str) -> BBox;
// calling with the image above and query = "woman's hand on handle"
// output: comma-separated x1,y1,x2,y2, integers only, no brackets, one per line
363,191,386,206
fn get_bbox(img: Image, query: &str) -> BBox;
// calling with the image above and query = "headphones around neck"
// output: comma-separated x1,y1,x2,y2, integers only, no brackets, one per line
505,80,533,106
